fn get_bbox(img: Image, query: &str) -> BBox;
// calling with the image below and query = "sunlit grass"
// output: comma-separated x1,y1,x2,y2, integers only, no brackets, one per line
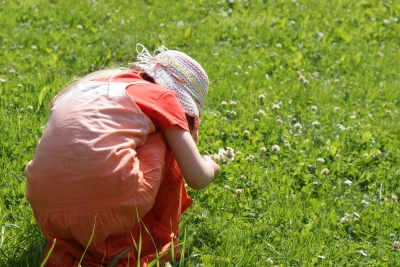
1,0,400,266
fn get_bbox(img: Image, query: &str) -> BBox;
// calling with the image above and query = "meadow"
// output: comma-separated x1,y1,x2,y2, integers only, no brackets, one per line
1,0,400,266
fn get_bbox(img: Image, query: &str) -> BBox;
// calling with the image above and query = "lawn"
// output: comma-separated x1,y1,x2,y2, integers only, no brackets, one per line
1,0,400,266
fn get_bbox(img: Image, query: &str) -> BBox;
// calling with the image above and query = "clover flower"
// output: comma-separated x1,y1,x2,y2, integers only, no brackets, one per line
310,105,318,111
258,94,265,100
284,140,290,148
393,241,400,249
317,158,325,163
272,104,280,110
321,168,329,175
243,130,250,135
235,189,243,198
211,147,235,165
230,100,237,107
221,101,228,106
259,147,267,153
294,122,302,130
257,110,265,116
271,145,280,153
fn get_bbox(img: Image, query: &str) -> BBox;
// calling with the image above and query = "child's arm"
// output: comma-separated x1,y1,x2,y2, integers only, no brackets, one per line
163,126,220,190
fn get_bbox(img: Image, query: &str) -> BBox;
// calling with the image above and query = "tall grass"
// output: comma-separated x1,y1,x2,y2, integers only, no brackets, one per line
1,0,400,266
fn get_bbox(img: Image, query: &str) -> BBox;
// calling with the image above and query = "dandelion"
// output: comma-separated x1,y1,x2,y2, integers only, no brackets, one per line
258,94,265,100
294,122,302,130
221,101,228,106
259,147,267,153
393,241,400,249
272,104,280,110
321,168,329,175
310,105,318,111
317,158,325,163
271,145,280,153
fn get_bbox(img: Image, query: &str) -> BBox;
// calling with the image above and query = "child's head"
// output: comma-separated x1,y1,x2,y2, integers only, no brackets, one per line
131,44,209,142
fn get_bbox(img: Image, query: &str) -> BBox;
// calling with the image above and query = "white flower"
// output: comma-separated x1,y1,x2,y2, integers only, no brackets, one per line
317,158,325,163
294,122,302,130
31,45,38,50
224,185,231,190
0,78,5,83
243,130,250,135
266,258,273,264
361,199,369,205
235,189,243,198
230,100,237,107
77,25,83,29
356,250,368,256
276,43,283,48
272,104,280,110
258,94,265,100
246,155,255,161
321,168,329,175
271,145,280,153
343,179,352,185
27,105,33,110
259,147,267,153
310,105,318,111
316,31,324,40
284,140,290,148
317,255,325,259
335,154,340,159
392,195,398,202
257,110,265,116
377,51,384,57
392,241,400,249
312,121,320,126
334,106,340,112
221,101,228,106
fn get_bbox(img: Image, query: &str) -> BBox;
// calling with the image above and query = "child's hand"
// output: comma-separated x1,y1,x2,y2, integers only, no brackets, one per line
202,155,220,182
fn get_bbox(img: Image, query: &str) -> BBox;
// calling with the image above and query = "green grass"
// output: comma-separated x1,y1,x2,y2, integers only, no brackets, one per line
1,0,400,266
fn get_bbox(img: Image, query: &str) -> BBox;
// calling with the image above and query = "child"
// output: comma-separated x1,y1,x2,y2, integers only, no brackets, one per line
25,44,220,267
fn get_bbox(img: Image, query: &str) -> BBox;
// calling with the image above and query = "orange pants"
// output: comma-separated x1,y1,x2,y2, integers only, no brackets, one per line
30,132,192,266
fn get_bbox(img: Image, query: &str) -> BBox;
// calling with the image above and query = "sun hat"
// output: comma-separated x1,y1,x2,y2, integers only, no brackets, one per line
130,44,209,142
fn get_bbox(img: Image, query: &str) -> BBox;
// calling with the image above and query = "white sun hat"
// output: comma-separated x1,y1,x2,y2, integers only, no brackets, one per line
130,44,209,142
